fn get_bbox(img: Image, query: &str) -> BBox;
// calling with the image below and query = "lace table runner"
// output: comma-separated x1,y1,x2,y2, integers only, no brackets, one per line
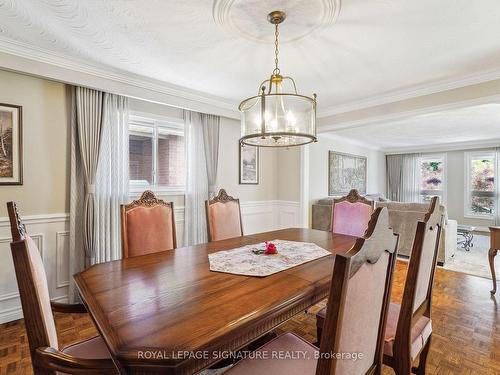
208,240,332,277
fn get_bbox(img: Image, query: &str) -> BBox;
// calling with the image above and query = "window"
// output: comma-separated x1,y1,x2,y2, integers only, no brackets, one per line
418,155,446,203
465,151,495,218
129,115,185,193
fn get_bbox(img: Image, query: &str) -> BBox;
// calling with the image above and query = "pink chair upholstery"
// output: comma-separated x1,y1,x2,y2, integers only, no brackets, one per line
384,303,432,360
226,208,398,375
331,189,374,237
61,336,111,359
25,235,59,348
318,197,442,375
206,189,243,242
318,301,433,362
57,336,113,374
121,191,176,258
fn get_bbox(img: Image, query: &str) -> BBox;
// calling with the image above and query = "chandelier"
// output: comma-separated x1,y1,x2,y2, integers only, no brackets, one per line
239,11,317,147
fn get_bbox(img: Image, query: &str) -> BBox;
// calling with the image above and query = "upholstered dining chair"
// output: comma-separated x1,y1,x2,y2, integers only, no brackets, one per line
6,202,117,374
224,207,398,375
317,196,443,375
206,189,243,242
331,189,374,238
121,190,176,258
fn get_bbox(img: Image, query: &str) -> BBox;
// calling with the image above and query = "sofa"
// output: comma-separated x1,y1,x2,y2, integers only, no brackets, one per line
311,198,457,265
375,201,457,265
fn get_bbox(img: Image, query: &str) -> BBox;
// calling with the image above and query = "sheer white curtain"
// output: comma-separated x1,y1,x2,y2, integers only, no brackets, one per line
94,94,129,263
401,153,421,202
183,110,220,246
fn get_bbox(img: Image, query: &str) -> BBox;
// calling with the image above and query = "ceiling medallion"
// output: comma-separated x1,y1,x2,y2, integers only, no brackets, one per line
213,0,341,43
238,10,317,147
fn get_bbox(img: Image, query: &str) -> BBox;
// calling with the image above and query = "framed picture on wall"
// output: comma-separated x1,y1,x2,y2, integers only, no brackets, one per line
0,104,22,185
328,151,366,195
239,144,259,184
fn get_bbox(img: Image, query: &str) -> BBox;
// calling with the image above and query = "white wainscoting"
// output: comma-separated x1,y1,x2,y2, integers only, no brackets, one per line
0,200,300,324
0,214,69,324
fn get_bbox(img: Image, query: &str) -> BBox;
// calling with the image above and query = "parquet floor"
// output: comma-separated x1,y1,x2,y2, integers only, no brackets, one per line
0,262,499,374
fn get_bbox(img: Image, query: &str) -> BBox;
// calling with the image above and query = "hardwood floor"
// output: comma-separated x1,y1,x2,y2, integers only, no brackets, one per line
0,262,498,374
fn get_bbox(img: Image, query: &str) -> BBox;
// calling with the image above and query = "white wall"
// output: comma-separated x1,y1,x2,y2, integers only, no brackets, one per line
0,70,70,323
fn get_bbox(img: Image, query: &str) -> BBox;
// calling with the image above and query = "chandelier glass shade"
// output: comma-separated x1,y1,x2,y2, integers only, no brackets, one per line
239,11,317,147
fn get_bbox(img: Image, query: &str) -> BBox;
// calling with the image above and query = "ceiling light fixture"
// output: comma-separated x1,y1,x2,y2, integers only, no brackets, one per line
239,10,317,147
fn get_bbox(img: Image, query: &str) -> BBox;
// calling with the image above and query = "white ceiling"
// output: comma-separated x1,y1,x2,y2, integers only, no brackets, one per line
331,104,500,151
1,0,500,117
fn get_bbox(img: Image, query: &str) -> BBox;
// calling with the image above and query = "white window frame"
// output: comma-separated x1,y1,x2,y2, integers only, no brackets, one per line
464,150,496,219
418,153,447,205
129,112,185,195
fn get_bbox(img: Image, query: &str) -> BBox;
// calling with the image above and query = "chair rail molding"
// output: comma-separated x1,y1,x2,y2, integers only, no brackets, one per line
0,213,67,324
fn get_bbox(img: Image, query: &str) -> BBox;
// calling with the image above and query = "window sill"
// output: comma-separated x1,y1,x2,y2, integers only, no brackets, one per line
129,187,185,197
463,214,494,221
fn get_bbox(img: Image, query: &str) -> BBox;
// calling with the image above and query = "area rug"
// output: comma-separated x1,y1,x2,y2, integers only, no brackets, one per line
443,234,493,280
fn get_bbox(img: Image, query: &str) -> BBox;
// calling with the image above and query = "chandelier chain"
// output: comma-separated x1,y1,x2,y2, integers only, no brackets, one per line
273,23,280,75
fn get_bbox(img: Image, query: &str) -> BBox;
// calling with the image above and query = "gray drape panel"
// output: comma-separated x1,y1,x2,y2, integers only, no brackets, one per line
69,89,85,303
386,154,403,201
386,153,421,202
74,87,105,265
201,114,220,198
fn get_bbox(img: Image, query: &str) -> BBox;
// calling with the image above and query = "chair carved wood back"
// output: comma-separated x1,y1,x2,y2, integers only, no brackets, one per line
121,190,177,258
317,207,398,375
205,189,243,242
392,196,443,366
7,202,59,368
331,189,375,237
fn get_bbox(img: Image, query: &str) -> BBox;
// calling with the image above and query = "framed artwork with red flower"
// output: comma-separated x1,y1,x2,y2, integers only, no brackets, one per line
0,103,23,185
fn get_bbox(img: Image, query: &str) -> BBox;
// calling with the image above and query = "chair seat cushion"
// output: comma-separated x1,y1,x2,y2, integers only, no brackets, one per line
61,335,111,359
57,335,112,375
224,333,318,375
317,303,432,361
384,302,432,360
316,306,326,324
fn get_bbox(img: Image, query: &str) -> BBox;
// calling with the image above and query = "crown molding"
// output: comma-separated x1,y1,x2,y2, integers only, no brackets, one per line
2,35,500,122
383,138,500,155
317,67,500,117
318,94,500,133
0,36,240,119
318,133,382,151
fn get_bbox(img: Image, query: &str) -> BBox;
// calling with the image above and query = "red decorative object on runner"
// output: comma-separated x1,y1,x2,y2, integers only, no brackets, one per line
264,241,277,255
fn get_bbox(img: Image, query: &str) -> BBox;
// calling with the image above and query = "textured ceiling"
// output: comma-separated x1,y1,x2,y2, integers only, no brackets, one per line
332,104,500,151
0,0,500,116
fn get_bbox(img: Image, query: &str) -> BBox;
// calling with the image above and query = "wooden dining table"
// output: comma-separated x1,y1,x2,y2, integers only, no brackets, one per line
74,228,358,374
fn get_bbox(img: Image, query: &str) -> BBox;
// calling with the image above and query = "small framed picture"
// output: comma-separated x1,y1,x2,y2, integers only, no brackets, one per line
0,104,23,185
239,144,259,185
